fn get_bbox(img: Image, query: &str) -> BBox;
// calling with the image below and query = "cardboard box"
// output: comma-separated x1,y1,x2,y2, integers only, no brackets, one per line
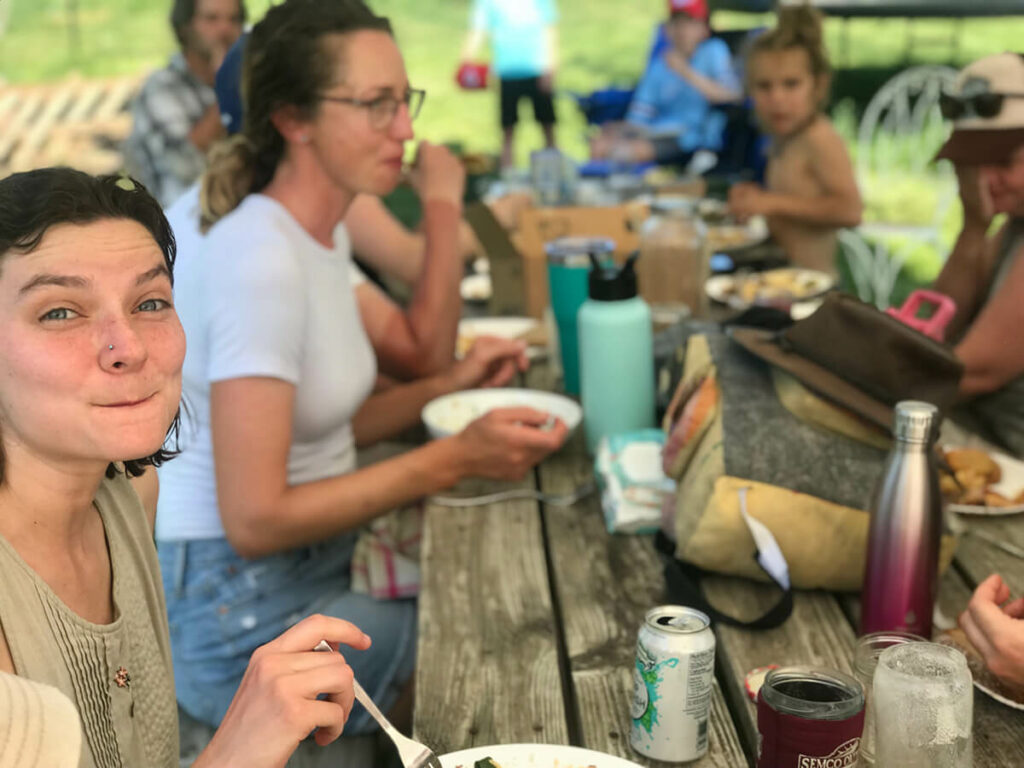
513,203,647,318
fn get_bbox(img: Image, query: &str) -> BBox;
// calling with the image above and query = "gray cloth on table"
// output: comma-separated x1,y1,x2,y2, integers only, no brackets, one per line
691,323,886,510
952,216,1024,458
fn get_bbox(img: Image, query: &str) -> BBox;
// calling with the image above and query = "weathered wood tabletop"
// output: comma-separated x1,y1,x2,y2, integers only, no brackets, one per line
413,362,1024,766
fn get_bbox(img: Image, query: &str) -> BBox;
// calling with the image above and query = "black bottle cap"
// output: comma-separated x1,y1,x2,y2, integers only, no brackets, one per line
588,252,639,301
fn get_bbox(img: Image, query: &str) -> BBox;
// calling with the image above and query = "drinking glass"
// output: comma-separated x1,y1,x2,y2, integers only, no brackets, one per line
873,641,973,768
853,631,925,765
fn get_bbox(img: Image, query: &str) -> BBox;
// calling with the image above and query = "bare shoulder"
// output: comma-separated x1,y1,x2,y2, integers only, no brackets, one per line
803,116,849,156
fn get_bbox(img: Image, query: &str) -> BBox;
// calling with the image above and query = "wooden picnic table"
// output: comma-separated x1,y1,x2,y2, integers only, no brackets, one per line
413,359,1024,767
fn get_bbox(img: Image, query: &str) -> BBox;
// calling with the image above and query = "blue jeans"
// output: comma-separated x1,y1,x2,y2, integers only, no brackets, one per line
157,535,417,735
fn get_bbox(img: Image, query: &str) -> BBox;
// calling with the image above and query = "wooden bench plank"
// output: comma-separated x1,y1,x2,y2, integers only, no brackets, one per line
537,431,749,767
414,487,570,755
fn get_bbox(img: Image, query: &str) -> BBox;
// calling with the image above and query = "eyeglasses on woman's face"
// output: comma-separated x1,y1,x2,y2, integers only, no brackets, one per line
319,88,425,130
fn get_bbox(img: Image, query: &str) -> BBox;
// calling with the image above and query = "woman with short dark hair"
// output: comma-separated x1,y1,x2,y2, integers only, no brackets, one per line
0,167,369,768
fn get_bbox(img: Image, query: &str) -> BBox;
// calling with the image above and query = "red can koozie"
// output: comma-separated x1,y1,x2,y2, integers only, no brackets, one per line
456,62,489,90
756,667,865,768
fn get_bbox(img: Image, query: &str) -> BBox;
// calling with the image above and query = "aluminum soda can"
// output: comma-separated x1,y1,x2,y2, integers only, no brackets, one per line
630,605,716,762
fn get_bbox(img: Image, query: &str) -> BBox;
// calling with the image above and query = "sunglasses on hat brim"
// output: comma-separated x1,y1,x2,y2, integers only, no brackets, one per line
939,91,1024,121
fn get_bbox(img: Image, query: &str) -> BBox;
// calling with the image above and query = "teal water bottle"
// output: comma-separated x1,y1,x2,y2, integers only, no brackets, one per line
578,253,655,453
546,237,615,396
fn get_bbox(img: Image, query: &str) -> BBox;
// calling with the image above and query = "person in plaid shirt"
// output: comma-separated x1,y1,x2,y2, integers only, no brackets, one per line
125,0,245,206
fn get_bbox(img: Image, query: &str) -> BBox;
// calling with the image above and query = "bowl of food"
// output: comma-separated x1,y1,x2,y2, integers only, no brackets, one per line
421,388,582,440
442,743,645,768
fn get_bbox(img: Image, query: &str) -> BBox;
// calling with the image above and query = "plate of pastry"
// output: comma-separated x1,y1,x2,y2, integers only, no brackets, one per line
939,447,1024,516
704,267,834,310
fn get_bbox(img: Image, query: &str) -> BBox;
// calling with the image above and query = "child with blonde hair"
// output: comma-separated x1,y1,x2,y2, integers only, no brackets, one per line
728,4,862,273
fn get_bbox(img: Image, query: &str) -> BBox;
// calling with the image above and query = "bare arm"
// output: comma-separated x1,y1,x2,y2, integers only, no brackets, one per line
667,51,742,105
678,66,741,104
211,376,466,557
934,166,1001,340
211,374,565,559
461,28,486,61
956,241,1024,396
345,195,478,287
353,337,530,447
934,222,1002,341
352,375,450,448
345,195,426,286
356,199,463,379
544,26,559,76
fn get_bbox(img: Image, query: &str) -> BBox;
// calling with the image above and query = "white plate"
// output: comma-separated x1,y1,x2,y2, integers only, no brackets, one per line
974,679,1024,711
457,317,545,360
704,268,834,310
459,317,539,341
441,743,645,768
461,273,493,302
705,215,769,252
422,388,582,440
944,445,1024,516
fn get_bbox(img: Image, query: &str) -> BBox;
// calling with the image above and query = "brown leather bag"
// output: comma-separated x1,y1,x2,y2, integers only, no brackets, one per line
730,292,964,429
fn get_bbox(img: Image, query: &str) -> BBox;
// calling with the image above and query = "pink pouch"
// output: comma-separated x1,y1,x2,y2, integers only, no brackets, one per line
884,289,957,342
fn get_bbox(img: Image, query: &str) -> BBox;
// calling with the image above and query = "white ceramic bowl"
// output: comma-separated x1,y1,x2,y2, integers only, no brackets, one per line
441,743,645,768
421,388,582,440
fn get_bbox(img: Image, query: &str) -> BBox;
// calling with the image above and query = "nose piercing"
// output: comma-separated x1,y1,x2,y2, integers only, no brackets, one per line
108,345,114,350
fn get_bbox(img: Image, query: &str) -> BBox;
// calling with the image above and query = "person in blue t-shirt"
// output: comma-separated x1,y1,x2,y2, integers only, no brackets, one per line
461,0,559,169
591,0,741,165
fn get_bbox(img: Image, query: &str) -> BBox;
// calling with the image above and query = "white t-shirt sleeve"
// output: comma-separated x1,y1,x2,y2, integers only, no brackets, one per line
348,261,367,287
202,228,305,385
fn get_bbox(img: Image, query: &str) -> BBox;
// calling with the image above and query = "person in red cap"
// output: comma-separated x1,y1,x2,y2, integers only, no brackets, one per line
590,0,741,165
931,53,1024,460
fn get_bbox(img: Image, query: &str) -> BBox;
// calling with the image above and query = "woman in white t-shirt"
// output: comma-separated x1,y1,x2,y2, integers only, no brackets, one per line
155,0,568,754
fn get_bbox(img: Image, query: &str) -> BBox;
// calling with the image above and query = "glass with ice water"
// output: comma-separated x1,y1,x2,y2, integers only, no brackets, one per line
853,631,925,765
873,641,973,768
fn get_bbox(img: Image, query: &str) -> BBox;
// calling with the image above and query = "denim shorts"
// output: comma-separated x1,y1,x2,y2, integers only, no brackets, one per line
157,534,417,735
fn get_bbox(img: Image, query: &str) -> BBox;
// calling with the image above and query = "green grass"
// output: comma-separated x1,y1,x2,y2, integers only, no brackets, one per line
5,2,1024,164
4,1,1024,301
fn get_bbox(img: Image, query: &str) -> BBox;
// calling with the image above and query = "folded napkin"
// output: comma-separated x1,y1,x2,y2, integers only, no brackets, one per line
350,503,424,600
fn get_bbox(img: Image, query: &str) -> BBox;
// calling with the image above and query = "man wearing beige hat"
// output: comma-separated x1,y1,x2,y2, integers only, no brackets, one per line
933,52,1024,458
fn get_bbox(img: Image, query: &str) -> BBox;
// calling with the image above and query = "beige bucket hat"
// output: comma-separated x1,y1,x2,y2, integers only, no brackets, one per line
936,52,1024,166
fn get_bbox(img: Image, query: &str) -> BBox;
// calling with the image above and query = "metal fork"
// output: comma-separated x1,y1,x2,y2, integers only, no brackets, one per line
312,641,443,768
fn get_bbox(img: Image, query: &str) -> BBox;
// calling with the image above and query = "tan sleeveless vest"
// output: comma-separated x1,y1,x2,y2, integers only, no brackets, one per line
0,472,178,768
